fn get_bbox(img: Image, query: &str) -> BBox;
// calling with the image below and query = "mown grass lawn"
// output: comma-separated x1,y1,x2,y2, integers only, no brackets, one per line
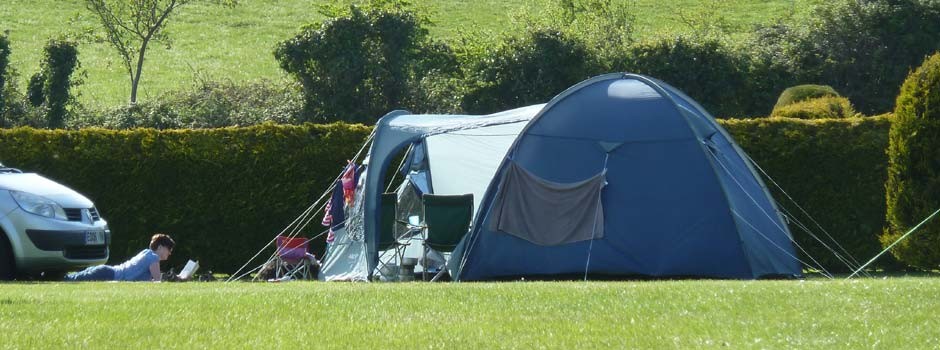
0,0,822,108
1,278,938,349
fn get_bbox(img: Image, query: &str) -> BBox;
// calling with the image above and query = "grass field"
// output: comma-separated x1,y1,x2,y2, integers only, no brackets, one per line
0,0,823,108
1,278,938,349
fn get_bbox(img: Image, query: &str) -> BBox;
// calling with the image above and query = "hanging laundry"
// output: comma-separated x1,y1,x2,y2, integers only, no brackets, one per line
341,161,358,205
322,180,346,244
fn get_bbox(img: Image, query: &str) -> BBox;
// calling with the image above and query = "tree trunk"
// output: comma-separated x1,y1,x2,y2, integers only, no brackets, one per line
130,42,147,105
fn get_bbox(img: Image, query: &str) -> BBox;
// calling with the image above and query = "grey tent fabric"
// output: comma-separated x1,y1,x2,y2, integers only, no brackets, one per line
488,162,606,246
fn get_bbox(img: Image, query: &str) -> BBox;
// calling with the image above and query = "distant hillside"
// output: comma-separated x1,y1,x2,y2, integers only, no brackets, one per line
0,0,821,108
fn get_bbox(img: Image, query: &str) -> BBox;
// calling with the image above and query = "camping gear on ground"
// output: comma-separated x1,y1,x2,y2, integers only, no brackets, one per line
237,73,802,282
273,235,317,280
399,257,417,282
376,192,409,281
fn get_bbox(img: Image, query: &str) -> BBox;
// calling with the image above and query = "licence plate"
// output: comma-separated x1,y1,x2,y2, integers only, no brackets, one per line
84,231,105,245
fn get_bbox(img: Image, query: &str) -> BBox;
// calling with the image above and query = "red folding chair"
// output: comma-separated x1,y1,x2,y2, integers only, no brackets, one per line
275,235,316,280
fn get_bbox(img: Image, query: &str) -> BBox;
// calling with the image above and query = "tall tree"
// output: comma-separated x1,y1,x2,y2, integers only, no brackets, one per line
84,0,233,105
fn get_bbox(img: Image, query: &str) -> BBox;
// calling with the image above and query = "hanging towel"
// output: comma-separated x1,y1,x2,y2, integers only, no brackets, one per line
341,162,358,206
489,162,606,246
323,180,346,244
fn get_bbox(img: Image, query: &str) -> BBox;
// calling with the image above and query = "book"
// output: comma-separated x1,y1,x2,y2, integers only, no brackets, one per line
179,260,199,280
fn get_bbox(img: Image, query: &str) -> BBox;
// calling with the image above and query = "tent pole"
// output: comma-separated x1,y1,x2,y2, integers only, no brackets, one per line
584,153,610,281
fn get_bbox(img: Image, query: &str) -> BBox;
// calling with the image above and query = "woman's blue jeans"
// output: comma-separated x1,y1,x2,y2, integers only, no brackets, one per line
64,265,116,281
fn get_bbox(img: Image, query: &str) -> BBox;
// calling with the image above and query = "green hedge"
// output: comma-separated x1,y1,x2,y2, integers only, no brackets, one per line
0,117,897,274
0,123,371,273
720,115,896,272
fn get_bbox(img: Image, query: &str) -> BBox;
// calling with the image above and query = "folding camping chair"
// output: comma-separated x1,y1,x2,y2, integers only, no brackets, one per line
421,193,473,281
376,193,410,280
274,235,316,280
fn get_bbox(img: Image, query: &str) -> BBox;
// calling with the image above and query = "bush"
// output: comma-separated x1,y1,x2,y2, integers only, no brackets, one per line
620,36,752,118
774,84,840,109
0,123,372,272
461,28,597,114
883,53,940,269
770,96,856,119
751,0,940,115
70,79,303,129
26,73,44,107
275,3,458,123
721,115,897,272
33,39,80,128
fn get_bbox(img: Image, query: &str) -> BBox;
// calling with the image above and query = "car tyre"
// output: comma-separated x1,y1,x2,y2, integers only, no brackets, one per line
0,235,14,281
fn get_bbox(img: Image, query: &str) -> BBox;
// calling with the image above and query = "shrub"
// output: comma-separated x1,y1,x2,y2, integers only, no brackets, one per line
621,36,751,118
461,28,596,114
770,96,856,119
26,73,44,107
31,39,80,128
774,84,840,109
274,3,458,123
72,79,303,129
0,123,372,272
883,53,940,269
722,115,897,272
751,0,940,115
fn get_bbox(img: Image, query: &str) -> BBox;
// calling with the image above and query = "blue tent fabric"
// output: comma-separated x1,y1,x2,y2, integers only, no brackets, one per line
320,73,800,281
452,73,800,280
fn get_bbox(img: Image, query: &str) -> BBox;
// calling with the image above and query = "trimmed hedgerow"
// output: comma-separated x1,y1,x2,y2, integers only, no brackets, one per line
770,96,857,120
883,53,940,269
0,117,896,274
720,115,896,272
0,123,371,273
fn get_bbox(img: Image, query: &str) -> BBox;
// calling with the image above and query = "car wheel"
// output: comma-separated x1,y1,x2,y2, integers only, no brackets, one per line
0,236,14,281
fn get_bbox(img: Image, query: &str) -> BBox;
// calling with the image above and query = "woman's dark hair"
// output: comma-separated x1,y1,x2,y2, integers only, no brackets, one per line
149,233,175,251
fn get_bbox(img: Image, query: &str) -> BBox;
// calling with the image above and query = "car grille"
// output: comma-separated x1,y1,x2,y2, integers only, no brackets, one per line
63,208,103,222
64,208,83,221
64,245,108,260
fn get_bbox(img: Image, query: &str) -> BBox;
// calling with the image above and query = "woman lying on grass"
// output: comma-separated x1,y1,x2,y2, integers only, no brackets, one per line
65,233,178,282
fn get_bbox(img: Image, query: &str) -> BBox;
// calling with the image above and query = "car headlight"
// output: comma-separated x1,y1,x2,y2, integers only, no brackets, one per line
9,191,68,220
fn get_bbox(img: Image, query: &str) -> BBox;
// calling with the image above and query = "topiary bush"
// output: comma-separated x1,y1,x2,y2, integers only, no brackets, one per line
770,96,856,119
882,53,940,269
774,84,840,110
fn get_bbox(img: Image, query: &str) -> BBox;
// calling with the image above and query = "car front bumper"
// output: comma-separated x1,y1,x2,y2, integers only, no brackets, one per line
1,207,110,273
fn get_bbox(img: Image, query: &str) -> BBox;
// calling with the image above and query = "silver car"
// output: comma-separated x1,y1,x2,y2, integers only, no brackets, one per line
0,163,110,280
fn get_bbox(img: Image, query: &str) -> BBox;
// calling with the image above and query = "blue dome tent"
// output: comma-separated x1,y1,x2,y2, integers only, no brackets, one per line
317,73,802,281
